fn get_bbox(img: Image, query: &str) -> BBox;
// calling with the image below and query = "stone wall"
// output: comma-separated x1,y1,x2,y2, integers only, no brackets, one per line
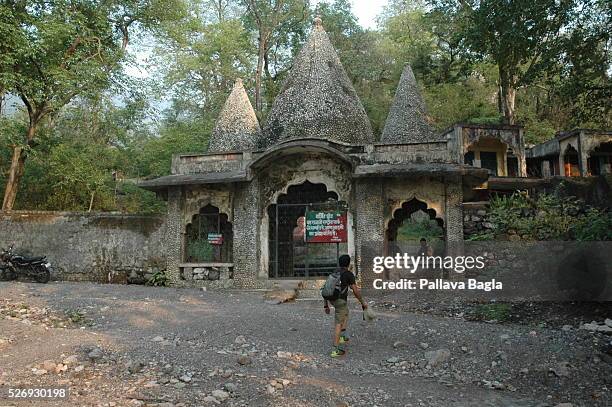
462,203,491,239
0,211,167,283
182,264,234,289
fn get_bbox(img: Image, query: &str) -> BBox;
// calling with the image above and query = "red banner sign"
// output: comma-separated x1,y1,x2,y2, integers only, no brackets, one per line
305,210,347,243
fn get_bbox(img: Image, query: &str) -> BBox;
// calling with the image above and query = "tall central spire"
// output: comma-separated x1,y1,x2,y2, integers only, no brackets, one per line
260,17,374,147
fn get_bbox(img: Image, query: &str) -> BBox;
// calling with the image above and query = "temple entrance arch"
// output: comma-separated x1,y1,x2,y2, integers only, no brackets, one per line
267,181,348,278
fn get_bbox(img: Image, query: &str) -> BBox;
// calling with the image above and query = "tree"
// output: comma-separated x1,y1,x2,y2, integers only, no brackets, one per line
155,15,254,117
0,0,186,210
428,0,585,125
241,0,309,116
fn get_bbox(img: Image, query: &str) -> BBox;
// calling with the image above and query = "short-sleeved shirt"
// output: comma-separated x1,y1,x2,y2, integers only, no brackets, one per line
338,267,356,300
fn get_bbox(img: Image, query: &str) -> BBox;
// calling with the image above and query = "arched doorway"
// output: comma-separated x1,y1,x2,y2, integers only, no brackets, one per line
506,147,519,177
587,142,612,175
185,204,233,263
563,145,580,176
385,198,444,278
267,181,348,278
387,198,444,248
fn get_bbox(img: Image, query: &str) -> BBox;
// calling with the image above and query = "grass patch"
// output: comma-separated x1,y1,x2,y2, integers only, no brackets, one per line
471,303,512,322
65,309,91,326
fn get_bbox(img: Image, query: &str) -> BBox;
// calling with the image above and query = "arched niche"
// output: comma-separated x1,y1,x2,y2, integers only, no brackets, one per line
184,204,233,263
562,144,580,177
386,198,445,245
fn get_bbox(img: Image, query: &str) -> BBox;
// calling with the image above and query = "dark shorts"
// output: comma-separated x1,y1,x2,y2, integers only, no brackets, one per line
332,299,348,325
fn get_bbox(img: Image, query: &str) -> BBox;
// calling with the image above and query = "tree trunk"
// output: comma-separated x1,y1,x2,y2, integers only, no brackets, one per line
499,67,517,125
2,125,36,211
254,31,269,116
2,146,26,211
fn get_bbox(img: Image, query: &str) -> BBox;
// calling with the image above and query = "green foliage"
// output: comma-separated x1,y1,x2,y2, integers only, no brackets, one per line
472,303,511,322
155,16,255,113
426,0,611,128
570,208,612,241
65,309,92,326
0,1,122,113
472,193,612,241
1,92,172,212
146,270,168,287
137,120,212,177
115,183,166,214
423,72,500,130
1,0,610,214
397,219,444,242
187,239,215,262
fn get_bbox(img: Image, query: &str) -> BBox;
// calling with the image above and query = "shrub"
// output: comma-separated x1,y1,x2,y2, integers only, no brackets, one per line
472,192,611,241
186,240,215,262
146,270,168,287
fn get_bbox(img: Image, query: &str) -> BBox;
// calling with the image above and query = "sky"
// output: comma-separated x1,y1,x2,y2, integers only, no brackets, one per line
313,0,388,29
350,0,388,29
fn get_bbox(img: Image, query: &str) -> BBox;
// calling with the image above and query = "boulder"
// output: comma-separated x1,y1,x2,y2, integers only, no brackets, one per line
211,389,229,401
424,349,451,367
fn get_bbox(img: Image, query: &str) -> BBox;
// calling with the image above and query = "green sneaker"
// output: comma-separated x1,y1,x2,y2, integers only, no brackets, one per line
339,335,349,344
330,348,346,358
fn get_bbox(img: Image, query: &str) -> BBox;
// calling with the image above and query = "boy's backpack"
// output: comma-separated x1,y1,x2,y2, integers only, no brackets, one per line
321,269,347,301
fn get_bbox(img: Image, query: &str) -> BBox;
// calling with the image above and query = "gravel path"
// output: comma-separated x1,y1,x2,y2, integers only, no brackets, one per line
0,281,610,407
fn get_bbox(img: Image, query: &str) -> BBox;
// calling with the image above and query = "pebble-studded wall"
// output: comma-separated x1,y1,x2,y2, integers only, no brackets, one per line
0,211,167,284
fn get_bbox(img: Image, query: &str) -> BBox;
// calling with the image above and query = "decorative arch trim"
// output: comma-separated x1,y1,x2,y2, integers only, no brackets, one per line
385,198,445,237
248,139,355,172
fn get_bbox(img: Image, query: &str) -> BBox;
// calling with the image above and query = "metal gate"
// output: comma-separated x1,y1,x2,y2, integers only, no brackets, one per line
268,200,348,278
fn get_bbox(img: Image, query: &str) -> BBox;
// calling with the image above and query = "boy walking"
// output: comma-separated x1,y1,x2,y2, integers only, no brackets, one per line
323,254,367,358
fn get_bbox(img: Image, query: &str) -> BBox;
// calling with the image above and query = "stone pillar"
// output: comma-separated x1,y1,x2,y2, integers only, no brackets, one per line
354,178,385,289
165,186,184,285
518,128,527,177
541,160,551,177
452,125,464,164
578,132,589,176
445,178,464,280
558,153,566,177
232,178,262,289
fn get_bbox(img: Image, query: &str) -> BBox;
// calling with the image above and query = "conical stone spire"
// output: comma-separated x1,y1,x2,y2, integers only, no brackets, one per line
208,78,261,152
261,17,374,147
381,65,436,143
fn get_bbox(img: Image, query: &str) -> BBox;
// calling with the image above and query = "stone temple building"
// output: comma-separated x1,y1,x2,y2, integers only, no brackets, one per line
139,18,579,289
526,129,612,177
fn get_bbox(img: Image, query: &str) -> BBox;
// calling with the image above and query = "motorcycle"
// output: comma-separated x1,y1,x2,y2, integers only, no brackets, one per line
0,245,53,283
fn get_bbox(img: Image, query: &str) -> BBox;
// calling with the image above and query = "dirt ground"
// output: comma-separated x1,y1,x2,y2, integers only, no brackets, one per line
0,281,610,407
